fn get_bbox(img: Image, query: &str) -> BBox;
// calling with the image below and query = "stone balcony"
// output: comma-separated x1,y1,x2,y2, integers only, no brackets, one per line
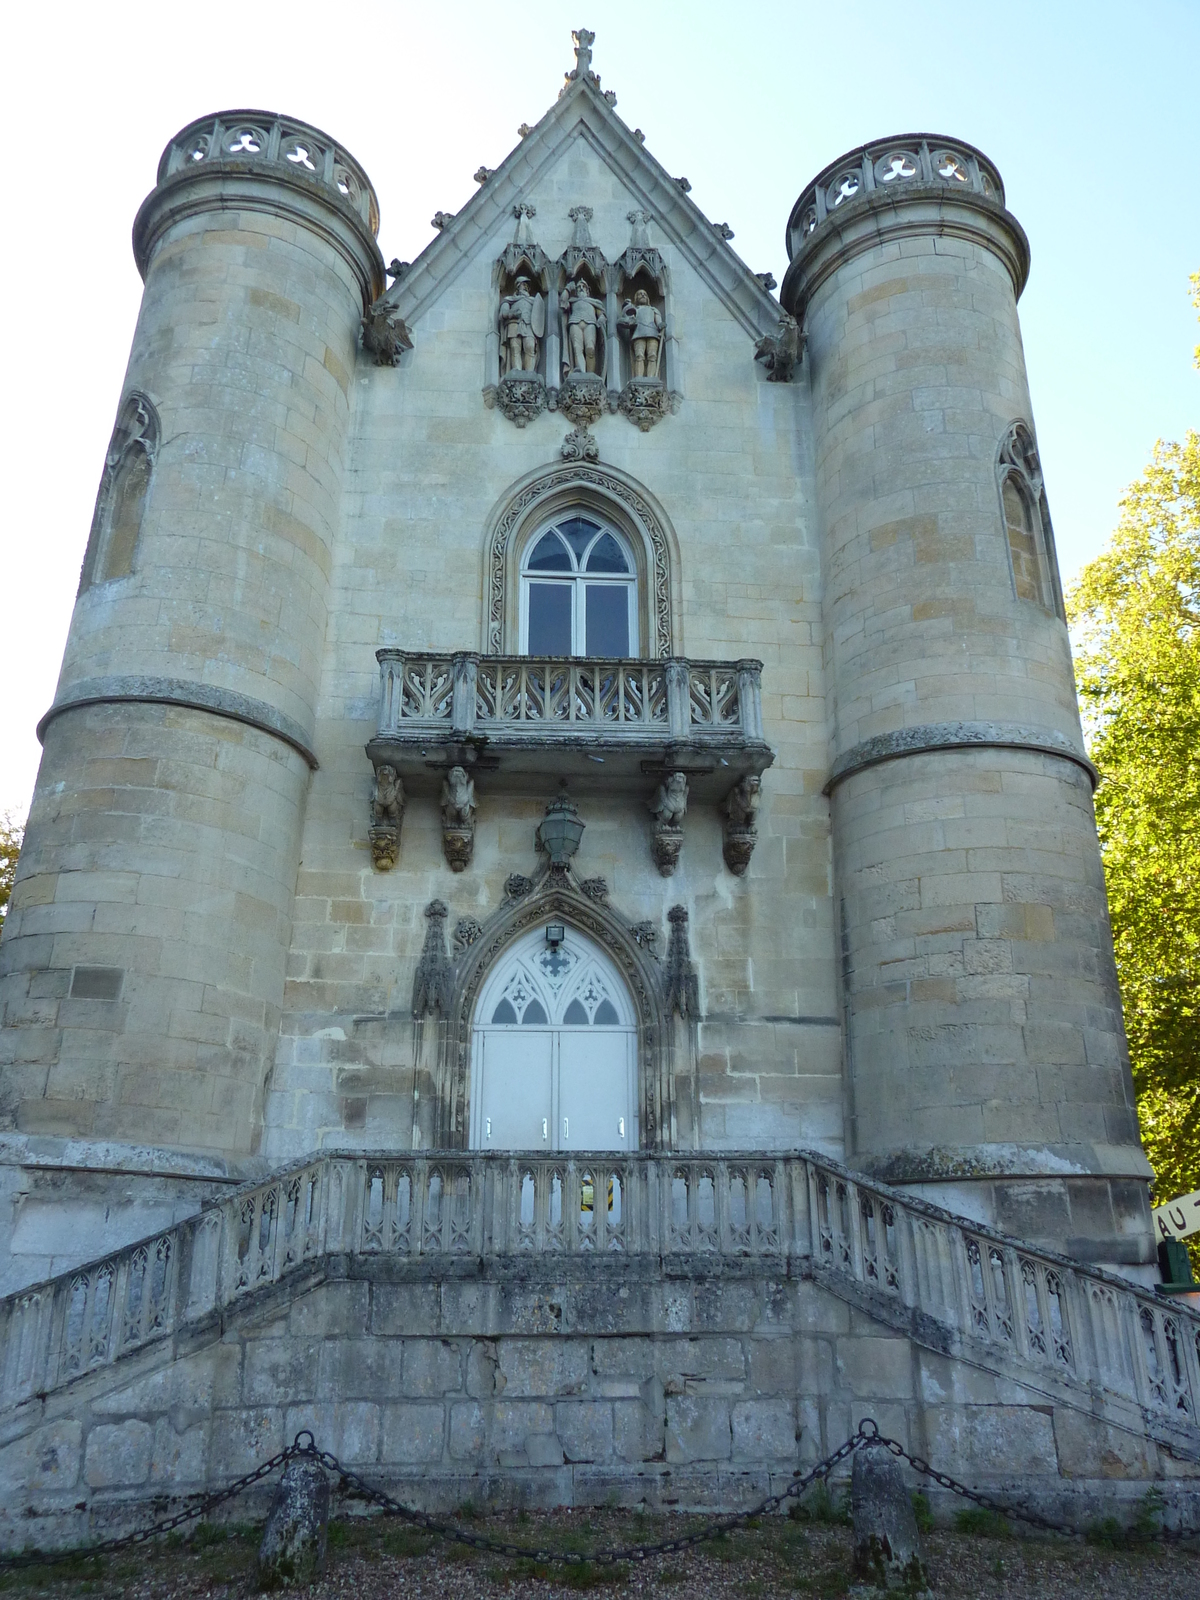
366,652,774,801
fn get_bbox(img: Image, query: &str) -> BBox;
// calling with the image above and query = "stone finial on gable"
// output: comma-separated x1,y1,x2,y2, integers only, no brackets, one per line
563,27,598,91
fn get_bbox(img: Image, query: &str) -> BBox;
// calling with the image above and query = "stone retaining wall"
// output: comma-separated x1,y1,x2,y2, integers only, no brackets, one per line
4,1257,1196,1551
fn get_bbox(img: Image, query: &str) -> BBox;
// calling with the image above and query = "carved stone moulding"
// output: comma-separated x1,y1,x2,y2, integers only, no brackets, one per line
561,425,599,462
496,373,547,427
618,377,668,432
651,824,684,877
368,825,399,872
559,371,607,426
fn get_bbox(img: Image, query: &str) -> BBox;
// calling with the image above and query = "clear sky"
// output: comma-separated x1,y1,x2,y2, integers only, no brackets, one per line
1,0,1196,820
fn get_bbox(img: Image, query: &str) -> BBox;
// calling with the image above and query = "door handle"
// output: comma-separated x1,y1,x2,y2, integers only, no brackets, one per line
486,1117,492,1140
619,1117,625,1138
564,1117,569,1141
542,1118,548,1141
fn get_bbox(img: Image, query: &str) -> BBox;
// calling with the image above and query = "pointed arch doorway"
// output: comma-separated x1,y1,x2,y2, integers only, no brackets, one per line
469,925,636,1152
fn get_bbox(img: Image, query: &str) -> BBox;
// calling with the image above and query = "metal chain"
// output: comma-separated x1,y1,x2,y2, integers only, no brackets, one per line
290,1429,866,1565
0,1440,303,1570
1,1417,1192,1571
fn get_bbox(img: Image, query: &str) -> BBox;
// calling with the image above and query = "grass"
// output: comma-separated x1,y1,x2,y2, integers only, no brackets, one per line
953,1506,1012,1539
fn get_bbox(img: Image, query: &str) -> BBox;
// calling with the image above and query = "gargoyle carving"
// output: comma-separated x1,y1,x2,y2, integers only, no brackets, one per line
362,299,413,367
754,313,802,383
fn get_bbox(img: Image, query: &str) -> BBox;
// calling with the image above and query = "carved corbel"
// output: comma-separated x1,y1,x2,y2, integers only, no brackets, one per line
369,764,404,870
440,766,476,872
648,771,688,876
722,774,761,876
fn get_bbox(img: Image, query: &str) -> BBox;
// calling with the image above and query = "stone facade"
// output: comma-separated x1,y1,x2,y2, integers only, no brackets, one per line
0,33,1184,1533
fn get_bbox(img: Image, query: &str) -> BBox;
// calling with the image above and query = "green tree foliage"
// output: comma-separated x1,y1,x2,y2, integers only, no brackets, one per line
1068,429,1200,1201
0,811,22,935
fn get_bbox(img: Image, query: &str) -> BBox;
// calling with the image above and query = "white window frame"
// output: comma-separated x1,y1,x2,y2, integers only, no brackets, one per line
518,514,639,658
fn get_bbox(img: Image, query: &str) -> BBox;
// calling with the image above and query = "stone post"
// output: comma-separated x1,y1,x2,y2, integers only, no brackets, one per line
0,114,384,1253
781,136,1153,1270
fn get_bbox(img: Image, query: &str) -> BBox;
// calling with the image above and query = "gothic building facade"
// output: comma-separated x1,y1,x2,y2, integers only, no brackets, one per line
2,32,1197,1540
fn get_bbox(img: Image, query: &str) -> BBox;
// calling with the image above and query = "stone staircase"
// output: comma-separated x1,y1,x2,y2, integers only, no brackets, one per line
2,1150,1198,1542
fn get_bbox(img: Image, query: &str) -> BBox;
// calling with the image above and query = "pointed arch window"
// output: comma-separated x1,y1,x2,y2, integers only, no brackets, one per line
997,421,1063,619
520,513,638,656
80,392,160,591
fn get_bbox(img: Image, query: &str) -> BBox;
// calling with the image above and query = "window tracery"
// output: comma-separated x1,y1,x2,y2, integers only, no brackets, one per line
80,392,160,592
997,420,1063,619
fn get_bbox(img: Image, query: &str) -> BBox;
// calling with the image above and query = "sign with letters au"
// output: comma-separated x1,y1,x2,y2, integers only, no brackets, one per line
1153,1189,1200,1241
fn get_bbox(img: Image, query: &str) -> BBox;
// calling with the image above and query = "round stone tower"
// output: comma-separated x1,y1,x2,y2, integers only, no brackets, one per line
781,136,1154,1270
0,114,382,1163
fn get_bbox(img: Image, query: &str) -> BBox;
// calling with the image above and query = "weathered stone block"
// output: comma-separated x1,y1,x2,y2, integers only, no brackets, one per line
556,1400,614,1462
665,1395,732,1462
85,1420,154,1488
283,1401,380,1464
381,1403,446,1464
499,1337,589,1397
245,1337,320,1405
731,1399,797,1461
0,1420,82,1497
403,1338,464,1396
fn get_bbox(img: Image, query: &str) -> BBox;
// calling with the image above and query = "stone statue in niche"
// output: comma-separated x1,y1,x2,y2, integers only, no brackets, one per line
561,277,606,376
440,765,477,872
492,204,551,426
369,764,404,871
722,774,761,876
618,288,664,379
499,275,545,376
648,771,688,876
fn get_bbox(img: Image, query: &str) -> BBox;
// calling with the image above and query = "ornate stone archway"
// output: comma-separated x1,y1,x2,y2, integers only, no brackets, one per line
430,869,676,1151
482,463,681,658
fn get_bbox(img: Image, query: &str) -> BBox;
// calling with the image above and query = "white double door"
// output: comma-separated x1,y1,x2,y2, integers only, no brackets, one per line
469,926,636,1153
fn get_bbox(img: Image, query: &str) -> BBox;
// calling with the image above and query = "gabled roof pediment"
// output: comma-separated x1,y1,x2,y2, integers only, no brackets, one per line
376,37,781,343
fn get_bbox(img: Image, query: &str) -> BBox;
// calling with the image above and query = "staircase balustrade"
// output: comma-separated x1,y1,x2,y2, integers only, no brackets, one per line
2,1151,1196,1439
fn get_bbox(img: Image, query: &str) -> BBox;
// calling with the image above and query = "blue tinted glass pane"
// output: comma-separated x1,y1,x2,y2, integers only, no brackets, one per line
563,999,589,1025
528,584,573,654
522,999,548,1024
584,584,629,656
527,532,571,570
556,517,600,559
585,532,629,572
594,999,619,1025
491,998,518,1024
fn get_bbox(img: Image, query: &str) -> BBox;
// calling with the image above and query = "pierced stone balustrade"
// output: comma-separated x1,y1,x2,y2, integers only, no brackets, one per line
156,111,380,235
3,1150,1199,1465
785,135,1004,259
367,651,773,799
